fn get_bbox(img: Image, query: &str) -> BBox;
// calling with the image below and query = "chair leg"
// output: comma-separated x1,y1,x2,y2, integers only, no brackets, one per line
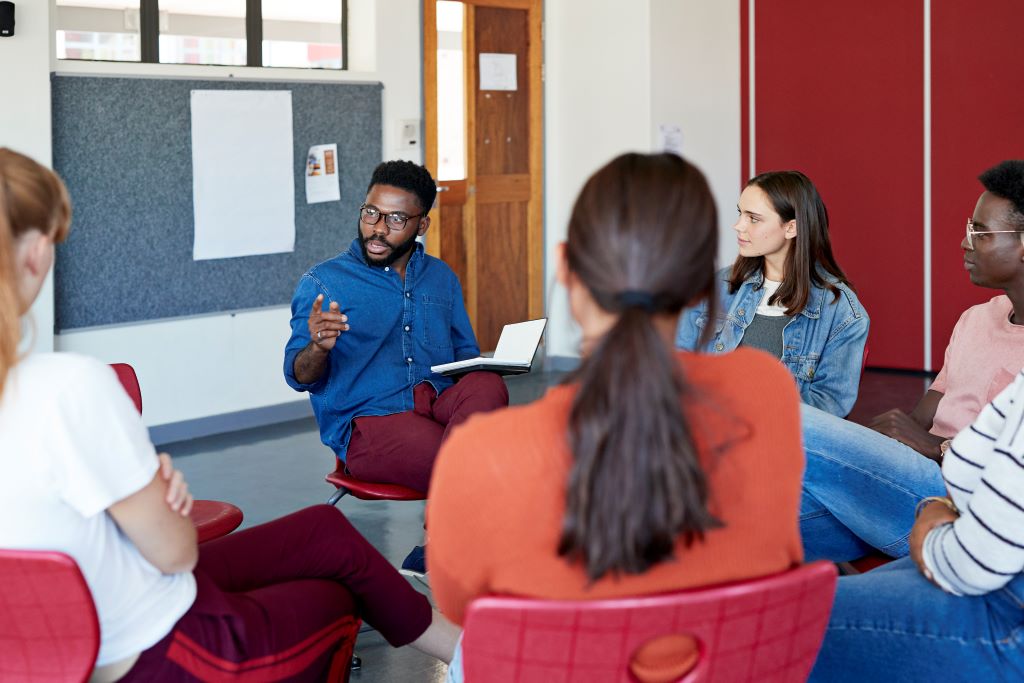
327,487,350,506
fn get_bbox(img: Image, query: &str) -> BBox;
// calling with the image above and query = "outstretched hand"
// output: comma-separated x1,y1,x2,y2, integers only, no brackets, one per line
158,452,193,516
868,409,945,461
307,294,349,351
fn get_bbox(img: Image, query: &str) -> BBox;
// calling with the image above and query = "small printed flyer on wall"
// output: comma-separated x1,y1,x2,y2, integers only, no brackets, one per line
306,144,341,204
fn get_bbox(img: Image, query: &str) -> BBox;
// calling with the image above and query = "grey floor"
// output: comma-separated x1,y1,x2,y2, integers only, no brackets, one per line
165,371,566,683
164,367,927,682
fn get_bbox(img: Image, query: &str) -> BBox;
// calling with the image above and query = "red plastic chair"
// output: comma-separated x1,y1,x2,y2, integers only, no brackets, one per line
0,553,360,683
461,561,838,683
325,461,426,505
109,363,243,542
0,550,99,683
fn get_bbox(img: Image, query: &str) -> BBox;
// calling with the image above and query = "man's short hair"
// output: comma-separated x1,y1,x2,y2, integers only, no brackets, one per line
367,160,437,213
979,160,1024,230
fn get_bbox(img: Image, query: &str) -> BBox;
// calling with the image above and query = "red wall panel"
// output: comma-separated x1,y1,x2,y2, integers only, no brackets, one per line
930,0,1024,369
751,1,924,369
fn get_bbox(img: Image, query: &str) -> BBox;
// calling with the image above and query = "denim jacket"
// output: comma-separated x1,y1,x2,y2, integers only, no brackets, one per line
283,239,479,461
676,267,869,417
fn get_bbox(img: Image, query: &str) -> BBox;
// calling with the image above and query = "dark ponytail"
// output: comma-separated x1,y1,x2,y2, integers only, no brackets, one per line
557,153,721,580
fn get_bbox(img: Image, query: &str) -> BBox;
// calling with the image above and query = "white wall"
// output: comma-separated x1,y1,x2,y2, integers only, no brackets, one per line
1,0,56,353
543,0,741,359
650,0,741,268
50,0,424,428
542,0,652,358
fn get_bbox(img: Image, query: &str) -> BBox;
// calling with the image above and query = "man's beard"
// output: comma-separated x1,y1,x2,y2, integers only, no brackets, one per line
358,226,419,268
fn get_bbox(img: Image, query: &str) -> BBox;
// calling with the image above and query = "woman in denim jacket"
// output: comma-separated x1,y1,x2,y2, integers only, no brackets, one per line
676,171,868,417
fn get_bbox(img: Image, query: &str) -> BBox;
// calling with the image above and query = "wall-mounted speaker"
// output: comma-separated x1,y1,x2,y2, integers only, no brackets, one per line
0,2,14,38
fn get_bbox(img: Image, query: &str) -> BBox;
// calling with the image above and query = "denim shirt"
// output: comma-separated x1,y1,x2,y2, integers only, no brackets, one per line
283,239,480,460
676,267,869,417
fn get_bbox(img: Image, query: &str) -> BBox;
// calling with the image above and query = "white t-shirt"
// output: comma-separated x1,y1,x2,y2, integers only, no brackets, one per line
756,279,788,317
0,353,196,666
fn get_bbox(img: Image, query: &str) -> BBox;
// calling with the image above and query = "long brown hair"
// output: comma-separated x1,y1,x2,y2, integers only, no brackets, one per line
558,153,721,581
729,171,852,315
0,149,72,397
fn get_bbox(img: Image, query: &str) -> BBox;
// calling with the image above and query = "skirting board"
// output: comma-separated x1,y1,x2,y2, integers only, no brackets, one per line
544,355,581,372
150,356,581,446
150,400,314,447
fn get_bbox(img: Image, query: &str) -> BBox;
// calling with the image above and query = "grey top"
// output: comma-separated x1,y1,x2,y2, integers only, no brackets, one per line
739,314,791,358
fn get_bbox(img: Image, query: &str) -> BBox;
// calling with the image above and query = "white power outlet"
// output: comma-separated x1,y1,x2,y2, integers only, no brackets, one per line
398,120,420,149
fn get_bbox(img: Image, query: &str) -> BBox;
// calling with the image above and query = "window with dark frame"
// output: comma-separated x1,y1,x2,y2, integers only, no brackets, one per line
55,0,348,70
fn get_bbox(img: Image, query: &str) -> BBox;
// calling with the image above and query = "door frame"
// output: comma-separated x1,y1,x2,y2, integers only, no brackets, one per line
423,0,545,327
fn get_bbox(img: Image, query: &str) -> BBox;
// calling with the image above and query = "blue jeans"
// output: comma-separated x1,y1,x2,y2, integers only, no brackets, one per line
445,636,464,683
799,404,946,561
810,557,1024,681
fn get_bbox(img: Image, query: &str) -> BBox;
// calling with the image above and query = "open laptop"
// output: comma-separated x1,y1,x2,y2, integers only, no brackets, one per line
430,318,547,377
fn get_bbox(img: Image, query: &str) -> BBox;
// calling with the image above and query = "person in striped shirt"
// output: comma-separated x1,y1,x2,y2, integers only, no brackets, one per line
810,371,1024,680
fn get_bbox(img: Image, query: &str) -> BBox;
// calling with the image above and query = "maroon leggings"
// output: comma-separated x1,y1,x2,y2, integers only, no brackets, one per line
345,372,509,492
122,505,432,682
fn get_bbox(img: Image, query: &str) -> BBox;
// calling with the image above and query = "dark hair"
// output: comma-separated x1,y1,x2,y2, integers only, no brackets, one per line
559,152,721,581
979,160,1024,230
366,160,437,213
728,170,852,316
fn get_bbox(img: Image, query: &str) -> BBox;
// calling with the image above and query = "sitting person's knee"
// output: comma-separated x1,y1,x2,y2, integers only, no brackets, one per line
460,371,509,402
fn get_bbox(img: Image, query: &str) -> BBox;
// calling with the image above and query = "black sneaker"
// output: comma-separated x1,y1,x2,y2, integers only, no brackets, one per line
399,544,426,578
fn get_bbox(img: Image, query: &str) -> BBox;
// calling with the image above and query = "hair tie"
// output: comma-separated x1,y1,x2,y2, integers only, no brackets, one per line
615,290,658,313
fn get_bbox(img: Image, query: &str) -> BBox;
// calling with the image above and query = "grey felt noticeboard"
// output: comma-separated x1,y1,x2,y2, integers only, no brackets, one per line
51,75,382,331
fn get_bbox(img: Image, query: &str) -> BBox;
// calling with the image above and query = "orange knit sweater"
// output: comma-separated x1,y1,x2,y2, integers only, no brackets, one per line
427,349,804,678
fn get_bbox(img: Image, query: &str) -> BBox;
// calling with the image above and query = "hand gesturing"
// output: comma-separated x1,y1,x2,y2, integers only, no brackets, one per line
308,293,349,351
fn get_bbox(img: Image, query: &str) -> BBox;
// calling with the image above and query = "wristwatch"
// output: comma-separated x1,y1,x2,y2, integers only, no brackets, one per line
938,439,952,462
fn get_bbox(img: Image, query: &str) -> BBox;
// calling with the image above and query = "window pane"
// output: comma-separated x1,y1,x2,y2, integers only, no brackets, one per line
436,1,466,181
261,0,343,69
56,0,141,62
159,0,246,66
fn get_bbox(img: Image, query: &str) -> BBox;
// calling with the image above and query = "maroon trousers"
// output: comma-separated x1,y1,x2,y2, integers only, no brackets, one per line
123,506,432,682
345,372,509,492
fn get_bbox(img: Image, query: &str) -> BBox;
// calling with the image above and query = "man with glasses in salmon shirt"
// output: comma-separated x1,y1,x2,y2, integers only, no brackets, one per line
800,160,1024,563
284,160,508,574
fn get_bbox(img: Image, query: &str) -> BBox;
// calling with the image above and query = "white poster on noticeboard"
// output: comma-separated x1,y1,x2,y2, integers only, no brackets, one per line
305,143,341,204
190,90,296,261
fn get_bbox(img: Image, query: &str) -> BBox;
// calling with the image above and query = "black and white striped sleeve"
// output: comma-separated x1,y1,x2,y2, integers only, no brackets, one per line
923,372,1024,596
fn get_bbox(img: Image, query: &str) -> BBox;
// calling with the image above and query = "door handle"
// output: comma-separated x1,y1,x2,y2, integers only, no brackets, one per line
436,185,450,192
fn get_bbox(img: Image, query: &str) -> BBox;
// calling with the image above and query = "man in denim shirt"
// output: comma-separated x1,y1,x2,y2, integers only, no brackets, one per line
284,161,508,569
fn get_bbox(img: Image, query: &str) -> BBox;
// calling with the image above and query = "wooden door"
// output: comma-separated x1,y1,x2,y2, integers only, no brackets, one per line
424,0,544,351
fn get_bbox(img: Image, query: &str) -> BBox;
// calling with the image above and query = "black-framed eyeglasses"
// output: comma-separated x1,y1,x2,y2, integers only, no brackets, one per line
965,217,1023,250
360,204,424,233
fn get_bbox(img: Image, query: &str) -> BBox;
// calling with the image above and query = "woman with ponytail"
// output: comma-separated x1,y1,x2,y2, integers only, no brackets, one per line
428,153,805,683
0,148,459,681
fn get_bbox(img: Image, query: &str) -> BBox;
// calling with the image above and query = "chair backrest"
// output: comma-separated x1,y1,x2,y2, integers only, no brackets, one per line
0,549,100,683
109,363,143,415
461,561,837,683
106,362,245,542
